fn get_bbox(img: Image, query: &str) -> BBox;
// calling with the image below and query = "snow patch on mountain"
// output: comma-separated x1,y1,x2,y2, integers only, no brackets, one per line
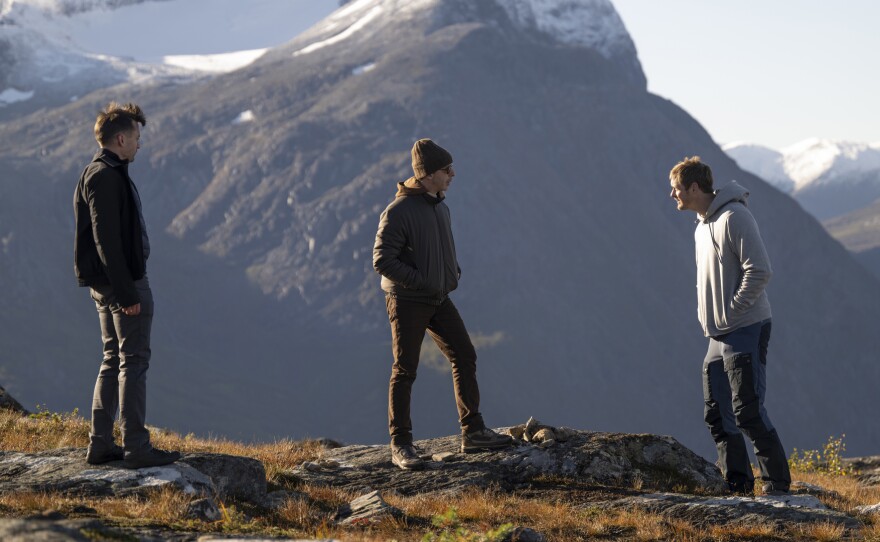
495,0,634,59
293,4,383,57
0,88,34,105
724,139,880,192
163,49,268,73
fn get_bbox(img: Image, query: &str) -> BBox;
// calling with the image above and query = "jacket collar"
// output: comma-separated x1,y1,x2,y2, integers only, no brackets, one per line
94,148,127,168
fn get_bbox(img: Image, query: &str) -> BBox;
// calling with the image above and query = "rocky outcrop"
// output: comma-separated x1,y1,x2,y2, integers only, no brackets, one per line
845,455,880,486
288,428,727,496
601,492,862,530
0,448,265,503
0,385,27,414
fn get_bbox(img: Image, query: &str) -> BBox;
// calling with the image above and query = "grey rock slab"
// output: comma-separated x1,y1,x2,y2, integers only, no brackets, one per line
0,448,267,502
289,429,726,496
0,517,163,542
601,492,861,530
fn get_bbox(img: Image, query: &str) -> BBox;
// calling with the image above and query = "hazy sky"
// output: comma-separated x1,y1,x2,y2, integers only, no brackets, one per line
611,0,880,150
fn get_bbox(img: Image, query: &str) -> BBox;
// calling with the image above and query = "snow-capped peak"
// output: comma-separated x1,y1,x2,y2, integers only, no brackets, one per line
724,139,880,192
495,0,634,59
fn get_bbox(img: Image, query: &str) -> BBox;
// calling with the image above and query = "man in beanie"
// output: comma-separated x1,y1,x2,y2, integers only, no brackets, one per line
373,139,512,470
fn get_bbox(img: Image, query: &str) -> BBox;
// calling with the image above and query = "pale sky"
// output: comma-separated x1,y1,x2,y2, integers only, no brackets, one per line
611,0,880,150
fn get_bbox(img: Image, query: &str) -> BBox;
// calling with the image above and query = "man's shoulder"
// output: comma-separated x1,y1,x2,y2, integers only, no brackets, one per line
385,195,425,214
81,161,125,193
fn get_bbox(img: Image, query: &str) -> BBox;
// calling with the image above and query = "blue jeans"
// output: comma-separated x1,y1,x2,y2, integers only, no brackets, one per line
702,319,791,491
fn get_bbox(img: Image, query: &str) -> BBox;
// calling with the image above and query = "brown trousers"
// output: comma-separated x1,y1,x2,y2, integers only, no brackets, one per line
386,295,485,445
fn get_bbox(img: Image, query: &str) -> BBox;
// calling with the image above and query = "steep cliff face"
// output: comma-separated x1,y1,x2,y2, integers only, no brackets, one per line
0,0,878,457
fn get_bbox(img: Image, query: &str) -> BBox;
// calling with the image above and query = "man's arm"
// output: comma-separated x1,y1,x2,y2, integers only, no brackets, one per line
726,210,772,312
373,208,424,289
85,169,140,308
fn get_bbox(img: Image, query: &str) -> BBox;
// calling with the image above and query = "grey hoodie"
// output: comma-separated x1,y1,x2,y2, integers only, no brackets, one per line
696,181,772,337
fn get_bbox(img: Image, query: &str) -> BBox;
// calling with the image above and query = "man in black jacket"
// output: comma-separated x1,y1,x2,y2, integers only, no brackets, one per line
373,139,512,470
74,102,180,469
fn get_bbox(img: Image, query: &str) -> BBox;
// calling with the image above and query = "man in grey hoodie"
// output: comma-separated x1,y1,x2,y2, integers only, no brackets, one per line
373,139,512,470
669,156,791,495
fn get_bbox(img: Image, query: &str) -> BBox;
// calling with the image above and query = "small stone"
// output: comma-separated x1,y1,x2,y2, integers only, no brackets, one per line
336,490,404,525
317,438,344,449
70,505,97,515
533,429,554,443
523,417,542,441
432,452,456,462
503,526,547,542
185,498,222,522
856,503,880,515
507,425,526,440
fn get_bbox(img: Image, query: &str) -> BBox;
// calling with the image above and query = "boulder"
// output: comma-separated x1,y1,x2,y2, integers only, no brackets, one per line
0,385,27,414
289,428,726,496
601,492,861,530
0,448,267,503
176,452,266,501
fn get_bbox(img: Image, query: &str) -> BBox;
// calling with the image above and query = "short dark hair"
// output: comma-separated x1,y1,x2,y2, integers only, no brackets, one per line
670,156,714,194
94,102,146,146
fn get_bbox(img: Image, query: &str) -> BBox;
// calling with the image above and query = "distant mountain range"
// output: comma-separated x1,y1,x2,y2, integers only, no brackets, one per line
724,139,880,278
0,0,337,120
723,139,880,220
1,0,879,460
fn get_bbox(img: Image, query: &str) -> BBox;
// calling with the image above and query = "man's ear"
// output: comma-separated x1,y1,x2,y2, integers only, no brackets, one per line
115,132,126,147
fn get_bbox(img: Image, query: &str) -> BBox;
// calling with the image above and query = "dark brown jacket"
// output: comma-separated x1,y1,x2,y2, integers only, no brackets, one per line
373,177,460,304
73,149,145,307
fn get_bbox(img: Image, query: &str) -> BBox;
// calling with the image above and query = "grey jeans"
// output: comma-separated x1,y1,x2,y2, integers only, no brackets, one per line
703,319,791,491
89,277,153,454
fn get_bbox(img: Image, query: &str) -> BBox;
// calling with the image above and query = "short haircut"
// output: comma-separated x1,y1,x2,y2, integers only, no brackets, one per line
94,102,146,146
670,156,714,193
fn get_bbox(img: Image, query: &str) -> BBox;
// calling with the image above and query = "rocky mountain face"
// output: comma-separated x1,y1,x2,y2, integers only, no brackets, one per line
1,0,879,459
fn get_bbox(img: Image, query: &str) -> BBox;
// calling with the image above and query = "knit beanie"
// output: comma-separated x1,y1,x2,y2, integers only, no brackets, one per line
411,139,453,179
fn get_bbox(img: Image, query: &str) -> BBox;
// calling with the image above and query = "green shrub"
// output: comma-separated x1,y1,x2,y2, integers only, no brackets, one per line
789,435,856,476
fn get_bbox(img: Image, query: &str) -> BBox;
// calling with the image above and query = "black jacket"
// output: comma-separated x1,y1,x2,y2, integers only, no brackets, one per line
373,177,460,304
73,149,145,307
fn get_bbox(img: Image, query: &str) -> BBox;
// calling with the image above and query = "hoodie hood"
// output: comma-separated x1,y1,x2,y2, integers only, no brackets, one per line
702,180,749,222
395,176,445,201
